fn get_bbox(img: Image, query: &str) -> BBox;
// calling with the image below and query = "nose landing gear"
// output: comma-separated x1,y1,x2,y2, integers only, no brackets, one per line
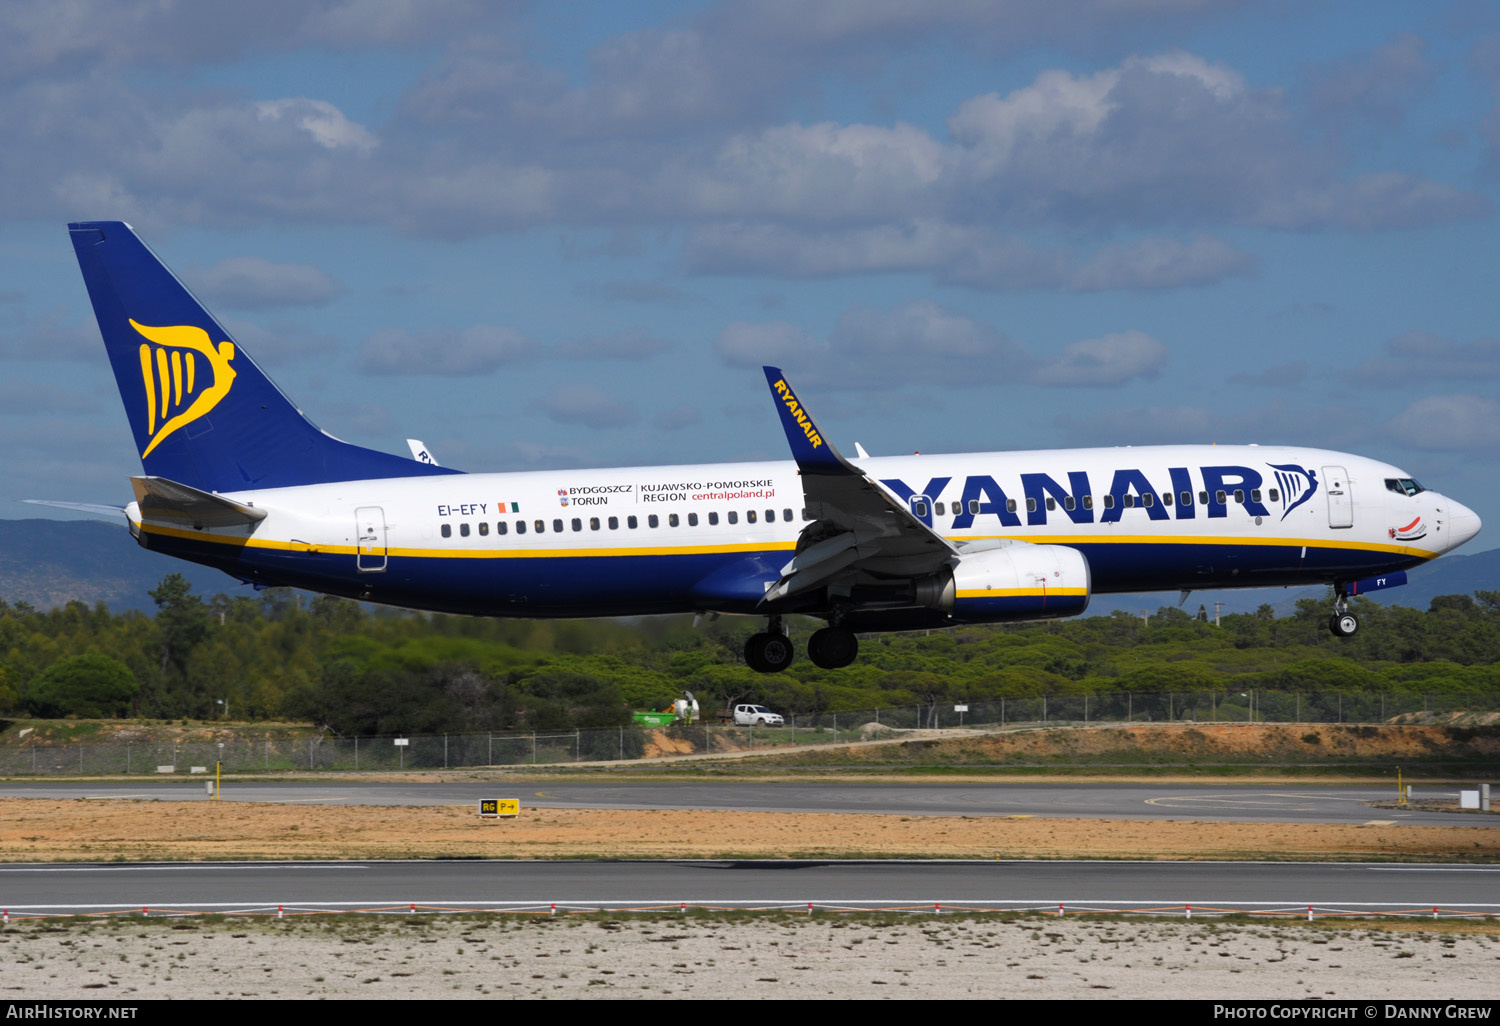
1328,591,1359,637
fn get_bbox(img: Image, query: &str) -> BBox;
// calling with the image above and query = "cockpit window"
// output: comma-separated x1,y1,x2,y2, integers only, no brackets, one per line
1385,478,1425,497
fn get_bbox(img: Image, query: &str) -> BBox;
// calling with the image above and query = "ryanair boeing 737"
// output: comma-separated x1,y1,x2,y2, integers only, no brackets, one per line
44,221,1482,672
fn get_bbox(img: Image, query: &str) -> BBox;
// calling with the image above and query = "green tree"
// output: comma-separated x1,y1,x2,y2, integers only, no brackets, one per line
27,654,139,717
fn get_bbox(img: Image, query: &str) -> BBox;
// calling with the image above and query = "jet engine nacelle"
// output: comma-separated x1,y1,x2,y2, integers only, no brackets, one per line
938,542,1091,623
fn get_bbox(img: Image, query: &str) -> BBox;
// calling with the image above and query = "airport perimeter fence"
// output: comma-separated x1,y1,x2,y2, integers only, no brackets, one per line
2,689,1495,776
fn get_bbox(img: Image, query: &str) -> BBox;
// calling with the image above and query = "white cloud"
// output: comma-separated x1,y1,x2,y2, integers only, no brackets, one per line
255,98,377,154
185,257,343,309
1347,331,1500,386
1066,236,1254,291
361,325,537,375
1030,330,1169,386
531,383,640,429
553,329,675,360
716,299,1166,391
715,320,817,369
689,221,1251,292
1306,32,1435,128
0,311,99,361
1386,395,1500,452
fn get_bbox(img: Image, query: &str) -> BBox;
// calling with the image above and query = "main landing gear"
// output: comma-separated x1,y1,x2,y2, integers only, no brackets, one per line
1328,591,1359,638
807,626,858,669
744,618,861,672
745,618,795,673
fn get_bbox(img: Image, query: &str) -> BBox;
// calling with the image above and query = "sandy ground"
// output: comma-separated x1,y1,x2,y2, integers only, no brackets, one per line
0,799,1495,862
2,914,1497,1000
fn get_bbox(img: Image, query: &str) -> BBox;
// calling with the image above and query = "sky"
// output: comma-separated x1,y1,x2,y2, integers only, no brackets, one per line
3,0,1499,553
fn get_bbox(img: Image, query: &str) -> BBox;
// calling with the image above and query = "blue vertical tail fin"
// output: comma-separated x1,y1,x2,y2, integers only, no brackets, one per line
68,221,459,493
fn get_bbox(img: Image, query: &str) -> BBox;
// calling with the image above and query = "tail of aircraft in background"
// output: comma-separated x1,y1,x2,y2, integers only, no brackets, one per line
66,221,458,494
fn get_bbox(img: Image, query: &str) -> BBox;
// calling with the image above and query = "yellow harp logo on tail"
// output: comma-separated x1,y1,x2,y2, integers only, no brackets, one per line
130,319,237,458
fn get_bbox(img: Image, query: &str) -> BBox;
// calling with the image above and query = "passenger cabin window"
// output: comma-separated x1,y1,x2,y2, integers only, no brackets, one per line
1267,489,1279,504
1200,491,1210,505
478,522,489,536
459,523,470,537
765,509,775,522
627,515,638,529
648,514,659,528
1162,492,1172,507
668,514,679,527
497,521,508,535
589,517,600,531
1026,498,1037,513
783,509,793,521
1122,494,1134,508
1064,496,1075,511
608,516,619,529
1006,499,1017,513
1233,489,1244,504
1215,490,1226,505
934,502,945,515
747,510,758,524
1083,496,1093,510
535,520,546,533
969,500,980,515
913,501,929,518
1250,489,1261,504
708,512,719,526
688,513,698,527
553,519,564,533
571,518,582,531
1103,495,1115,509
1046,498,1056,511
728,511,738,525
440,524,452,538
516,521,527,534
1141,493,1153,508
1181,491,1192,506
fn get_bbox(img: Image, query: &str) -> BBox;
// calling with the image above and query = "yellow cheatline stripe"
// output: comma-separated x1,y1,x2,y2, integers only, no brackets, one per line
955,588,1088,598
137,522,797,559
137,521,1433,563
954,532,1435,560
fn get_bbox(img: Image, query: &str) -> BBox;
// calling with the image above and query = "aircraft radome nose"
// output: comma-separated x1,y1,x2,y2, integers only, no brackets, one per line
1445,498,1482,552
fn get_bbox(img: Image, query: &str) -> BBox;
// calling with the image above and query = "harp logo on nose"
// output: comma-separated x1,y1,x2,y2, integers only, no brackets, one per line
130,319,237,458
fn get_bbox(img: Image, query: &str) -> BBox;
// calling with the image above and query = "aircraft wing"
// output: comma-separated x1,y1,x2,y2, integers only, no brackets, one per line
761,367,955,603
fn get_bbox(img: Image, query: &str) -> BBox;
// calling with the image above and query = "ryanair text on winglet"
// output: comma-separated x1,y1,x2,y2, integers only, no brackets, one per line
772,378,823,450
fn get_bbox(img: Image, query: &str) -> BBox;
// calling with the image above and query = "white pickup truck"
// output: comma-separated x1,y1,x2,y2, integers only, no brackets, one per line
722,704,785,727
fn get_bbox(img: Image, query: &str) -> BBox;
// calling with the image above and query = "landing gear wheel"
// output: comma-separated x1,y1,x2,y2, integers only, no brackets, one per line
745,631,794,673
807,627,859,669
1328,613,1359,637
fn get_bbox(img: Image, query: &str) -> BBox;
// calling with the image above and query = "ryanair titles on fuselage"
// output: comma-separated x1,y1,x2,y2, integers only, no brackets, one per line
880,461,1312,528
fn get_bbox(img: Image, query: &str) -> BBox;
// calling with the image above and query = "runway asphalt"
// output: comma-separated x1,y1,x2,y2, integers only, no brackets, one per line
1,859,1495,916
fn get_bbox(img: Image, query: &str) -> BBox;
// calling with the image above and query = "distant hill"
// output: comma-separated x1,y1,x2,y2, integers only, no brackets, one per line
0,518,240,613
2,517,1496,618
1064,545,1500,619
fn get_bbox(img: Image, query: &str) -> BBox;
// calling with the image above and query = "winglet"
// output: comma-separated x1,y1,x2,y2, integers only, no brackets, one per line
763,367,859,476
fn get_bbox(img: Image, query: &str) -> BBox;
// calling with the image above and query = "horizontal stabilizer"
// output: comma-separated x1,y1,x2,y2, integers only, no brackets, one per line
20,500,128,522
131,476,267,531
